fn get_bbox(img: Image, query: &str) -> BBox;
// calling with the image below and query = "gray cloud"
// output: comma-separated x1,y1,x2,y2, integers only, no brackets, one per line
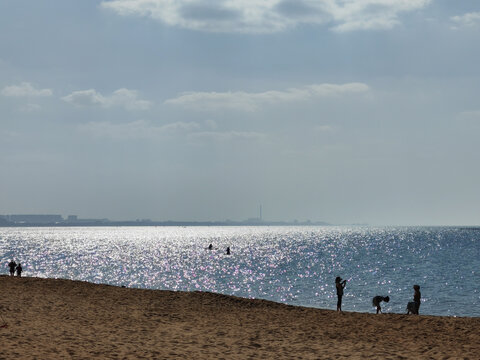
101,0,433,33
275,0,327,19
180,3,239,21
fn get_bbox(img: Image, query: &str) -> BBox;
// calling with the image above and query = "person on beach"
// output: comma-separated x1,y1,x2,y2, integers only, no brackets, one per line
226,247,231,255
16,263,23,277
8,260,16,276
372,295,390,314
413,285,421,314
407,285,421,314
335,276,347,312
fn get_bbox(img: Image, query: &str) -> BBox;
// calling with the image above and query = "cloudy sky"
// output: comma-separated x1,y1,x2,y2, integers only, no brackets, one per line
1,0,479,225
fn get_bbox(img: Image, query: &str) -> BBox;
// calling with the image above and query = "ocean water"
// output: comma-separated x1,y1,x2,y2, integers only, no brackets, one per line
0,226,479,317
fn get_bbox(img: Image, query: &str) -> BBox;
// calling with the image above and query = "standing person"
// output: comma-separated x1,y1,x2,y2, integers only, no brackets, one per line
413,285,421,314
372,295,390,314
226,247,231,255
8,260,16,276
335,276,347,312
16,263,23,277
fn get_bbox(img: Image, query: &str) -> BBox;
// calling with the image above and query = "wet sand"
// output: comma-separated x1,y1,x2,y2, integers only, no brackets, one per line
1,275,478,359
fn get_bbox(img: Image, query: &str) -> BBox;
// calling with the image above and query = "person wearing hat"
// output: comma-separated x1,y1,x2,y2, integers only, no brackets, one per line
335,276,347,312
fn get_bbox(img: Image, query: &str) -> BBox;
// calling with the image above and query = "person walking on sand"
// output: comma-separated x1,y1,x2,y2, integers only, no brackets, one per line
8,260,16,276
335,276,347,312
372,295,390,314
16,263,23,277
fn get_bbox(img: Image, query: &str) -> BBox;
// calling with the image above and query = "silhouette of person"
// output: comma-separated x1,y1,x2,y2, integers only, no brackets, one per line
413,285,421,314
208,244,213,250
16,263,22,277
8,260,16,276
226,247,231,255
372,295,390,314
407,285,421,315
335,276,347,312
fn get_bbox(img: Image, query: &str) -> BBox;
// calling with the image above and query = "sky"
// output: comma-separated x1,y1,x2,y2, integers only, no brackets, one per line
1,0,479,225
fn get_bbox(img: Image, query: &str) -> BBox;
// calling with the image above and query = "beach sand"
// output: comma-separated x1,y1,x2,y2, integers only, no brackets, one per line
1,276,478,359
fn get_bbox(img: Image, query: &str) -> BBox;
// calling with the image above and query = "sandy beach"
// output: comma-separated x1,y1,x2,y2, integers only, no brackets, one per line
0,275,478,359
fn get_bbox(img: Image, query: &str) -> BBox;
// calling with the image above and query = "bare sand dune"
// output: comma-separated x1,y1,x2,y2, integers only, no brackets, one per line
0,275,478,359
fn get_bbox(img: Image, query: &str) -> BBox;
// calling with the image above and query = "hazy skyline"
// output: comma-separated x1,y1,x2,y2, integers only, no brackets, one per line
1,1,480,225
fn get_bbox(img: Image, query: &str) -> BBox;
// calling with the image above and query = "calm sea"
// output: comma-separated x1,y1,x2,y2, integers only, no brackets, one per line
1,226,479,317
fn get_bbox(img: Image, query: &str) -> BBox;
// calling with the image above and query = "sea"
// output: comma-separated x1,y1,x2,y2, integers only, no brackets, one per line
1,226,479,317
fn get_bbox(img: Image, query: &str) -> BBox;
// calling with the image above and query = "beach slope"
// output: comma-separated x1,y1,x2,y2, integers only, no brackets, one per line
1,276,478,359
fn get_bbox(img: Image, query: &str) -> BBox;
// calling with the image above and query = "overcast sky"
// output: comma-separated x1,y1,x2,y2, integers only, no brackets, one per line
1,0,479,225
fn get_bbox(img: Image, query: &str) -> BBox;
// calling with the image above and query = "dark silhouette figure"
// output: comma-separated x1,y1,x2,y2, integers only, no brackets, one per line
226,247,231,255
8,260,16,276
372,295,390,314
208,244,213,250
16,263,22,277
407,285,421,314
335,276,347,312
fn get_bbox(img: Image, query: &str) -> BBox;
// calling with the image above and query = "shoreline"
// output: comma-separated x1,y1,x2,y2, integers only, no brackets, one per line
1,276,479,359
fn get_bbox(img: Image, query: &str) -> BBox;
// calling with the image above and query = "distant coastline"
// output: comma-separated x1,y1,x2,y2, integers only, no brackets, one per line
0,214,331,227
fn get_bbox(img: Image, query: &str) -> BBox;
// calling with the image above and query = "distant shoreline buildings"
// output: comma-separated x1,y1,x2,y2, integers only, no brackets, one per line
0,214,330,227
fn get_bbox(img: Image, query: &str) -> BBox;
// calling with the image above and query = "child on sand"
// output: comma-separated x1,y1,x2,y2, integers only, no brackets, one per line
372,295,390,314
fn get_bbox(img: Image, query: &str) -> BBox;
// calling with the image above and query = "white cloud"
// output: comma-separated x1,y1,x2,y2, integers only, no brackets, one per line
451,12,480,29
62,88,151,110
1,82,53,97
100,0,432,33
79,120,200,139
165,83,369,111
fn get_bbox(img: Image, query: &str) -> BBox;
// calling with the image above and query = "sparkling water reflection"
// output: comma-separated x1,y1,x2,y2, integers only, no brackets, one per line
1,226,479,317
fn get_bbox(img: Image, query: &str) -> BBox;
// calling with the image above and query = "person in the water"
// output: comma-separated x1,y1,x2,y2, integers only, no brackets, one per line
226,247,231,255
